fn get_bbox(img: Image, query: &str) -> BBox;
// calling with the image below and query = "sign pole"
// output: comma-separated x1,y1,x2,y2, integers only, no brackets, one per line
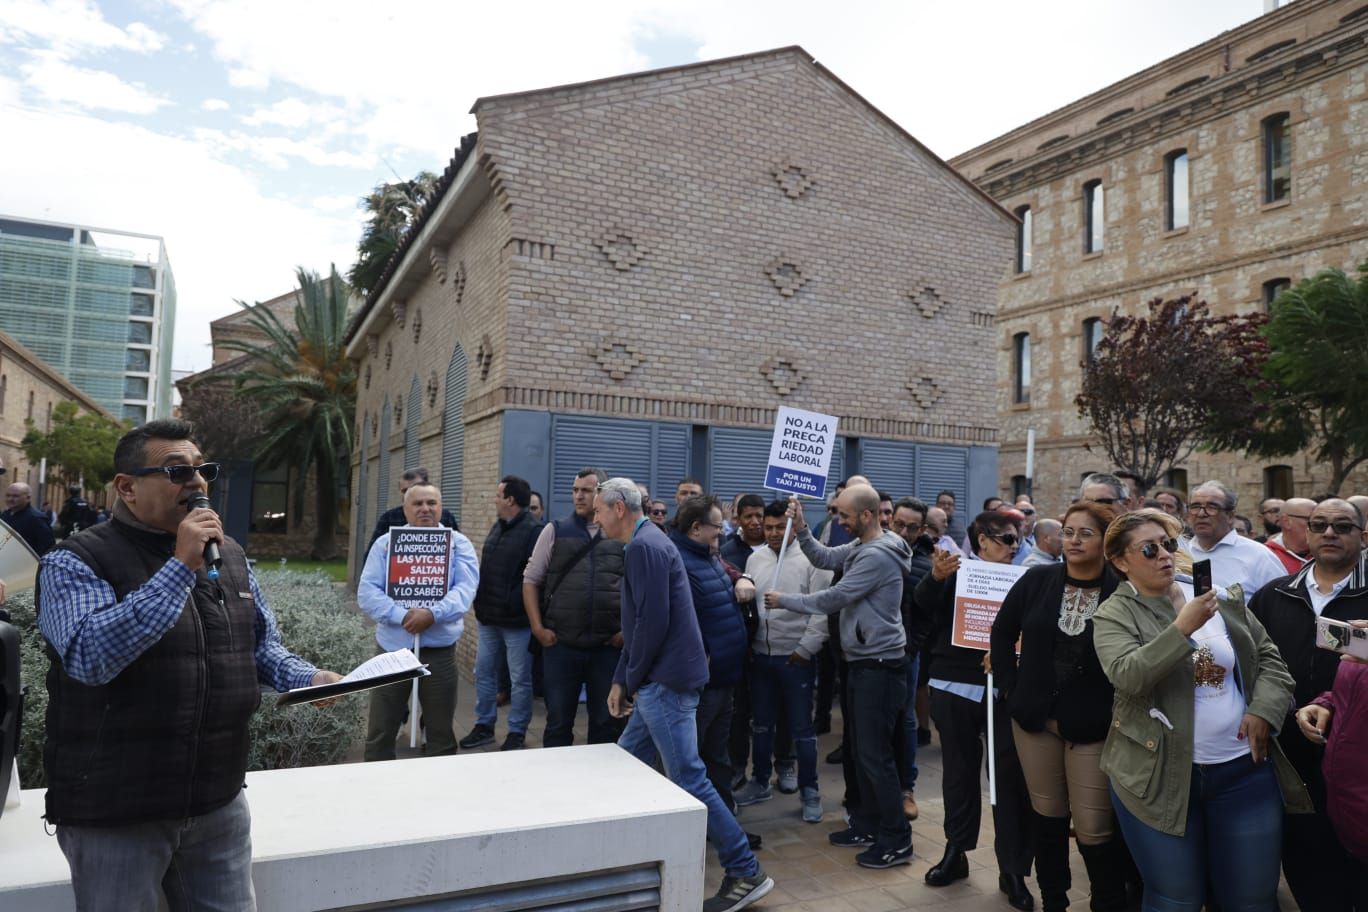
769,512,795,591
409,633,421,749
987,670,997,806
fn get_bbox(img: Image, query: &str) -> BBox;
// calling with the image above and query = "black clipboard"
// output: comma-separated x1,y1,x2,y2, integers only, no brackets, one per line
276,665,430,707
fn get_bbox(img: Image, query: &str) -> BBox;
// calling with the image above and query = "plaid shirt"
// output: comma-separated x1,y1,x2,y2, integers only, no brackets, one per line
38,548,318,691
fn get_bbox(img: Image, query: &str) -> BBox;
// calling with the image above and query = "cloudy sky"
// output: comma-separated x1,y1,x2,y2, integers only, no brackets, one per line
0,0,1267,374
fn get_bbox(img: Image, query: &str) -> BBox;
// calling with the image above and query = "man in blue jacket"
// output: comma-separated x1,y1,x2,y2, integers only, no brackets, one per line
600,478,772,912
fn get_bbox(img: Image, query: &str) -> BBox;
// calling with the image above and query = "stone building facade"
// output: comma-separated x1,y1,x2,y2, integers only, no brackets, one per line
344,47,1015,591
951,0,1368,511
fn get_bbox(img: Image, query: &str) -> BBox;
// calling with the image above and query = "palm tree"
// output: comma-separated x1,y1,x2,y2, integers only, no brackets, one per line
347,171,439,296
219,267,356,559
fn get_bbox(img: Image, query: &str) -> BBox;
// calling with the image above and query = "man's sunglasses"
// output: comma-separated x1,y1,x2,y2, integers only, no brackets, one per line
1308,519,1364,535
1131,538,1179,560
649,508,668,517
986,531,1019,547
130,463,220,484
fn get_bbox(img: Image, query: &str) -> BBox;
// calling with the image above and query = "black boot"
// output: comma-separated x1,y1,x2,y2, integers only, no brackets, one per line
925,843,969,886
1033,813,1072,912
1077,839,1130,912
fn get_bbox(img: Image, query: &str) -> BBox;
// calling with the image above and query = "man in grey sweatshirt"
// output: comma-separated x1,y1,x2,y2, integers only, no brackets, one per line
764,484,913,869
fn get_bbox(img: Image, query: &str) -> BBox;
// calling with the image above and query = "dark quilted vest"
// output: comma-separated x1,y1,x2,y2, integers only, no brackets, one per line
473,509,542,627
41,517,260,826
542,516,624,648
670,530,747,688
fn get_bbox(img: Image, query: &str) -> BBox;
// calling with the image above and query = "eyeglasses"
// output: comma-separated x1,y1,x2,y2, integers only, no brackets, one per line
1087,497,1118,505
1260,508,1282,516
890,519,923,533
827,506,838,515
1130,538,1179,559
986,531,1019,547
130,463,220,484
649,508,667,517
1308,519,1364,535
1061,527,1098,541
1187,502,1229,516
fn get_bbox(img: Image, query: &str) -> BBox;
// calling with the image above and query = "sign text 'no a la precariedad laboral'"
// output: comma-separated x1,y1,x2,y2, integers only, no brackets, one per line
764,406,839,498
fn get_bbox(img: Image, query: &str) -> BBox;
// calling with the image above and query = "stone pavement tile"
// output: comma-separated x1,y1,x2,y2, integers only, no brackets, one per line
837,886,909,912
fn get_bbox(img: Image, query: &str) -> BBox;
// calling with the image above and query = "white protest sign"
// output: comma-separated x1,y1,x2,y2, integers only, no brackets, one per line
764,406,839,498
951,561,1028,650
385,525,452,747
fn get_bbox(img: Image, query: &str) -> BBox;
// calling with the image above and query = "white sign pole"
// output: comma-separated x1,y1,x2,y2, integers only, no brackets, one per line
987,670,997,806
410,633,421,749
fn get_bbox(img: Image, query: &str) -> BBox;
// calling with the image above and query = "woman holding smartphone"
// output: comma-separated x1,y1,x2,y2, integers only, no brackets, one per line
1092,509,1310,912
991,501,1127,911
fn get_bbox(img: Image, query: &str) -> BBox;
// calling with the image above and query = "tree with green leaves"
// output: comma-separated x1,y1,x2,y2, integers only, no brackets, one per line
1076,295,1268,489
22,400,128,490
1206,263,1368,494
218,267,356,559
346,171,438,297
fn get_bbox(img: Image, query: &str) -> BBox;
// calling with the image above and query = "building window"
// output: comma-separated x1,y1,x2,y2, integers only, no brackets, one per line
126,348,150,372
1015,205,1032,273
122,404,146,423
250,464,289,534
1262,277,1291,312
45,400,52,430
1264,465,1294,500
26,390,33,421
1082,317,1104,364
1011,475,1029,500
132,264,156,290
129,293,154,317
128,321,152,344
1013,332,1031,404
0,375,6,414
1165,150,1189,230
1163,468,1188,493
1083,180,1104,253
124,376,149,399
1263,113,1292,204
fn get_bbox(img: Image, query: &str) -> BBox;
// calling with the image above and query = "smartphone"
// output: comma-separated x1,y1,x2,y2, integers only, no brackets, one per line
1192,559,1212,597
1316,616,1368,660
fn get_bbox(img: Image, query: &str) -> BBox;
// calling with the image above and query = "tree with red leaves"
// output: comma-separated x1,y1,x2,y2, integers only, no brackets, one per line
1075,295,1269,490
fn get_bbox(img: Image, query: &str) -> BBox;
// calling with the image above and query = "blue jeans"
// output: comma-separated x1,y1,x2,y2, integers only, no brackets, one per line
749,653,818,790
57,790,256,911
618,682,760,878
898,653,920,790
475,624,532,734
1111,757,1283,911
541,642,622,747
847,659,912,850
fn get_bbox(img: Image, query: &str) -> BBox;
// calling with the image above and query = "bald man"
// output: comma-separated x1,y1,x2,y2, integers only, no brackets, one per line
2,481,55,556
1267,497,1316,573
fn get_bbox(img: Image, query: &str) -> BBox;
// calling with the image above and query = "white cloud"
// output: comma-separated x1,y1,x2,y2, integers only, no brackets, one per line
0,105,358,372
241,96,347,129
0,74,21,108
192,127,373,169
200,97,230,111
226,66,269,89
0,0,165,55
311,193,360,213
19,52,170,114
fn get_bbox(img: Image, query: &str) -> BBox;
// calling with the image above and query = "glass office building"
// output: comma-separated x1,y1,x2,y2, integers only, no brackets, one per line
0,215,175,422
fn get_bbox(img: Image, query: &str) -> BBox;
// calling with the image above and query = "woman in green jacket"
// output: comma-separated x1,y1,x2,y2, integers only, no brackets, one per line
1093,509,1310,912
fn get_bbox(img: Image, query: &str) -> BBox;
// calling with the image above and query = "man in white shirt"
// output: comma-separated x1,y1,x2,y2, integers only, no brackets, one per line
1185,480,1285,603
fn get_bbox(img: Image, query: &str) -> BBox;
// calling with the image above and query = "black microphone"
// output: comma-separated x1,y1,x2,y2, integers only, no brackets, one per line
187,493,222,580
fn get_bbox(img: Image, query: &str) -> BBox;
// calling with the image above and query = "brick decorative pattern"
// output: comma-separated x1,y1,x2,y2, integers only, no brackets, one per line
383,340,393,370
910,286,943,319
907,375,943,409
772,162,815,199
430,247,448,284
391,299,406,329
764,258,807,298
412,308,422,344
595,230,647,271
475,334,494,380
951,0,1368,509
363,363,371,390
592,338,644,381
426,371,439,408
451,261,466,306
760,354,805,396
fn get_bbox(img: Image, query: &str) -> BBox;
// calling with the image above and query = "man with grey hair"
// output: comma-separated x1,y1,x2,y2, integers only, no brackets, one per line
1021,518,1062,566
1266,496,1316,573
1078,472,1130,509
1187,480,1285,603
600,478,774,912
2,481,55,555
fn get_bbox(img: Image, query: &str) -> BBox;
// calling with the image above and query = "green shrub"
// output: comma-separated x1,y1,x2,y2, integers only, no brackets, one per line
10,569,371,789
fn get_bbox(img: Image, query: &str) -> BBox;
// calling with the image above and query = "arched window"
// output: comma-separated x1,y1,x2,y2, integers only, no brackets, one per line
1165,150,1189,230
1082,317,1104,364
1013,333,1031,404
441,343,469,523
1263,113,1291,203
1083,180,1104,253
1014,205,1032,273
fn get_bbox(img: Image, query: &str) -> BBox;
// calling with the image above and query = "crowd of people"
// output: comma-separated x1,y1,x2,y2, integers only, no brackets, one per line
22,414,1368,912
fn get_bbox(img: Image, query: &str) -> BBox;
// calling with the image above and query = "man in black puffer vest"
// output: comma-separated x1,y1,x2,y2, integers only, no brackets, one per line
522,466,625,747
460,475,542,752
36,419,341,911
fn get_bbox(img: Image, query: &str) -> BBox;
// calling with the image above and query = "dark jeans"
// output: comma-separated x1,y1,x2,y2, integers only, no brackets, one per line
750,653,818,790
846,658,912,851
815,635,839,725
698,685,736,811
541,642,622,747
730,656,793,779
1278,727,1366,911
891,653,920,791
1111,758,1283,912
364,643,458,760
930,686,1033,876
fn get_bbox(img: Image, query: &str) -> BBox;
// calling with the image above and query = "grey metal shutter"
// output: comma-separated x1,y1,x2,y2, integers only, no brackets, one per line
441,344,468,522
915,444,968,505
354,416,369,560
859,439,916,500
405,374,421,470
330,865,661,911
706,427,771,504
377,397,392,528
548,416,654,519
651,422,691,499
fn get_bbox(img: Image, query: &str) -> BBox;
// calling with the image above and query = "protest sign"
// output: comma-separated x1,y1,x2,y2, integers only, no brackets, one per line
951,561,1028,650
764,406,839,498
385,525,452,746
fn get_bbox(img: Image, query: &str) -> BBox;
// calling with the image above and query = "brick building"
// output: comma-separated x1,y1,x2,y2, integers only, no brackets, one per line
951,0,1368,511
343,46,1015,584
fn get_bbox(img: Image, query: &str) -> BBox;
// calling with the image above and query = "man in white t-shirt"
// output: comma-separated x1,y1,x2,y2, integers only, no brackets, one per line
1185,480,1285,603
